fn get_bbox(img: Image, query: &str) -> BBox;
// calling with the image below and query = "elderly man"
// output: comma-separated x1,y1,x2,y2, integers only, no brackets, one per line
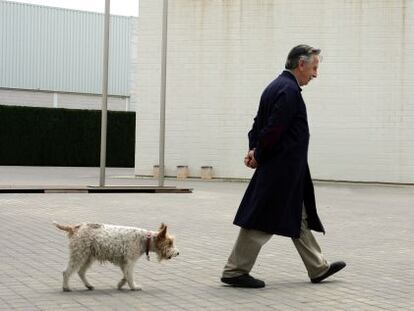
221,45,346,288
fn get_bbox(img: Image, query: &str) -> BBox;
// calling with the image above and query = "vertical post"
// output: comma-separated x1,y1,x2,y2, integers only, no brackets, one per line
99,0,111,187
125,97,130,112
53,93,58,108
159,0,168,187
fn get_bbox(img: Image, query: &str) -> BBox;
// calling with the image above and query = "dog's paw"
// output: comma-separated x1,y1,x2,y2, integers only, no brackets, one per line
86,285,95,291
130,285,142,291
117,278,127,290
62,287,71,292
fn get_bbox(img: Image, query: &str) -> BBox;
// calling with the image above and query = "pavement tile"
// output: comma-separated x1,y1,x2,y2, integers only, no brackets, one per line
0,167,413,310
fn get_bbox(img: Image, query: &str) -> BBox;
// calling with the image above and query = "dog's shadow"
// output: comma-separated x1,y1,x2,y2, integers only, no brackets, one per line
56,287,166,296
56,289,130,297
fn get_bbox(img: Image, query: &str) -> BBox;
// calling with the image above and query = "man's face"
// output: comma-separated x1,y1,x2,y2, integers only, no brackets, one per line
297,55,319,86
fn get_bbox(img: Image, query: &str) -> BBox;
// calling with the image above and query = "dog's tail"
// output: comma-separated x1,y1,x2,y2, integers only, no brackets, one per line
53,221,78,237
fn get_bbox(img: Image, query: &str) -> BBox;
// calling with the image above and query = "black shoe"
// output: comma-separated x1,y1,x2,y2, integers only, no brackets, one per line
311,261,346,284
221,274,265,288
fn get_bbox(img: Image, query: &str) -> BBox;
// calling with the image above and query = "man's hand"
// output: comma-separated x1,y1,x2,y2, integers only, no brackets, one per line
244,149,257,169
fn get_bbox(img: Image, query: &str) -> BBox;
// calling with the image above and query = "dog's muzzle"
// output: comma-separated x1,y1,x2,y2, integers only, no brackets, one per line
168,250,179,259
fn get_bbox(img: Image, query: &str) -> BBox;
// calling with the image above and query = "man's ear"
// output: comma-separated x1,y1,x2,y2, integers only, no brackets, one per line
298,58,305,70
158,223,167,239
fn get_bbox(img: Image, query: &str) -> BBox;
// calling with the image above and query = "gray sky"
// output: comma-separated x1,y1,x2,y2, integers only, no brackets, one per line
5,0,139,16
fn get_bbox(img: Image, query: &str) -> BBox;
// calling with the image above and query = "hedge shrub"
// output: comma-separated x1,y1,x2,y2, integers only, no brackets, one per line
0,105,135,167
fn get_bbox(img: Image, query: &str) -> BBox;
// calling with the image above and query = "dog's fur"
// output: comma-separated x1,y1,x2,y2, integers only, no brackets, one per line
54,222,179,291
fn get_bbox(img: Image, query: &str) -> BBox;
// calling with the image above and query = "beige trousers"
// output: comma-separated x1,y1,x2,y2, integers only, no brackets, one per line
222,208,329,279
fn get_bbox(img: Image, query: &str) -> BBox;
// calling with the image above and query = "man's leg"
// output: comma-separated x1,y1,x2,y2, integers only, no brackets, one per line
292,207,346,282
292,208,330,279
221,228,272,287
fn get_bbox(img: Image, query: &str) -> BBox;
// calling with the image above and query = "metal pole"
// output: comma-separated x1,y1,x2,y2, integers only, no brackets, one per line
99,0,111,187
159,0,168,187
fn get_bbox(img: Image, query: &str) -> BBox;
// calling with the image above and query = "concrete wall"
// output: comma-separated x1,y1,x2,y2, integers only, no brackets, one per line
0,88,129,111
131,0,414,183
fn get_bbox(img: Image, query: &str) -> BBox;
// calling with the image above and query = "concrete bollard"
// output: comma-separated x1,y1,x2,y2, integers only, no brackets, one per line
176,165,189,180
153,165,160,178
201,166,213,180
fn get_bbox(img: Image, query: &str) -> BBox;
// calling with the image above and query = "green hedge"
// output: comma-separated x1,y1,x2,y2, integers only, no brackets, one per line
0,105,135,167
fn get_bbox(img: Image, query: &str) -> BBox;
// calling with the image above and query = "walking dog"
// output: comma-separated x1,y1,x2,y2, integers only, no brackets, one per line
54,222,179,291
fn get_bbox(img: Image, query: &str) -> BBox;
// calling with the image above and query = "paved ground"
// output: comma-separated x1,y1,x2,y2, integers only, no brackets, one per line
0,166,413,310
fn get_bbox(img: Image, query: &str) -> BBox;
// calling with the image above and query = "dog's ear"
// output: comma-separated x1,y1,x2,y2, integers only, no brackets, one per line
158,223,167,239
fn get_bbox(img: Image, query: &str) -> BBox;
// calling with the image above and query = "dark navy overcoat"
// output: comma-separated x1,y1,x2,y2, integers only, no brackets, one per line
233,71,325,238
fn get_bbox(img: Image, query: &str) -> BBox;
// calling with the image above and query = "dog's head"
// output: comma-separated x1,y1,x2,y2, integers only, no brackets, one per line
155,223,179,261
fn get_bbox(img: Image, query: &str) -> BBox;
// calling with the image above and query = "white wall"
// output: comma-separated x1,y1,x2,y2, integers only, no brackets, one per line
132,0,414,183
0,89,130,111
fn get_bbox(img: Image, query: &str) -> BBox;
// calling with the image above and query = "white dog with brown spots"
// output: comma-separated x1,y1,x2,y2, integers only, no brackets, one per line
54,222,179,291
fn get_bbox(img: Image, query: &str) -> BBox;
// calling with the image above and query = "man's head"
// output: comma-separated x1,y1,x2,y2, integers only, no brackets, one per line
285,45,321,86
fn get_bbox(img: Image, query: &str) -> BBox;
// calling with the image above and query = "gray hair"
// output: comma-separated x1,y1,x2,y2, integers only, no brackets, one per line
285,44,321,70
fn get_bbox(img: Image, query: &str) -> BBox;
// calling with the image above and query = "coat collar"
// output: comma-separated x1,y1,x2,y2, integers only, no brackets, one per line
282,70,302,92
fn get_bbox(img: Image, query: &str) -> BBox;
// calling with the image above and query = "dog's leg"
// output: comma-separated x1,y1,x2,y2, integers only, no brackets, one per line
117,277,127,290
125,260,141,291
78,256,95,290
117,263,128,290
63,257,81,292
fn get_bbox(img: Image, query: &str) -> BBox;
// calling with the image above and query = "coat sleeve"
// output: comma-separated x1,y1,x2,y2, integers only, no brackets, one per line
248,115,258,150
254,90,298,163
